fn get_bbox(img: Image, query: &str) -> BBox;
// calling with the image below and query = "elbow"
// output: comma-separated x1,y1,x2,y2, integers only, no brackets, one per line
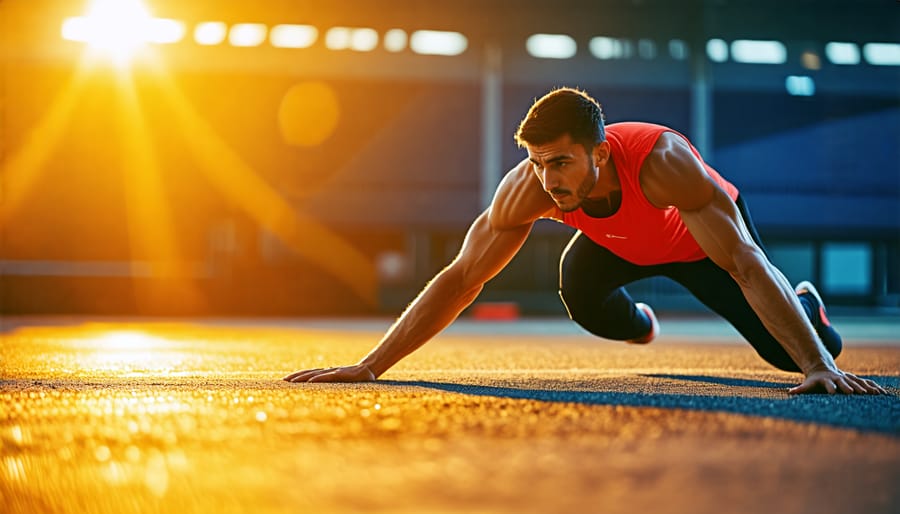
728,244,769,288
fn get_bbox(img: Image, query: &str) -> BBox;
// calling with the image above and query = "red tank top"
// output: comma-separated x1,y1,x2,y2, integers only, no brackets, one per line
551,122,739,265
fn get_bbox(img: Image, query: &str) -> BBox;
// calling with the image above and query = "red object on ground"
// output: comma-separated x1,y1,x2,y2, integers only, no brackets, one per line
470,302,520,321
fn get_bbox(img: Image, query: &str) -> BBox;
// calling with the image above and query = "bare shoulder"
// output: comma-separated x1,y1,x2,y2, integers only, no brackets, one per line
640,131,715,211
488,158,555,230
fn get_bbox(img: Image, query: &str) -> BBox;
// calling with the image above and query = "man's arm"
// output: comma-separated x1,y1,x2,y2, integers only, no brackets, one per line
640,132,884,394
284,161,552,383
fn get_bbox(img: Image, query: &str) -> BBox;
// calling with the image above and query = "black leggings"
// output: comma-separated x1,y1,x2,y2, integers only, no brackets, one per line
558,196,842,372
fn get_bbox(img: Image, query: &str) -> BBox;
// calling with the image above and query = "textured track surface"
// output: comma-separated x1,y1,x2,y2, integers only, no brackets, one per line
2,317,899,514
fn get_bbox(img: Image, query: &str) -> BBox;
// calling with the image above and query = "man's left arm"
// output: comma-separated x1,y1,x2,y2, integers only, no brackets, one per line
640,132,884,395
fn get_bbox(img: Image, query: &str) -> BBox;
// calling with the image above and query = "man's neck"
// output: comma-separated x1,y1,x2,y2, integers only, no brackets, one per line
582,158,622,218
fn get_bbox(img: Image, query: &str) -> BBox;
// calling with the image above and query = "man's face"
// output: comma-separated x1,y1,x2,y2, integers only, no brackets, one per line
526,134,598,212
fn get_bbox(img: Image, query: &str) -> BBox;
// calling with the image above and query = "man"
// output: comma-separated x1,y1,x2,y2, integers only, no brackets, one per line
284,87,884,395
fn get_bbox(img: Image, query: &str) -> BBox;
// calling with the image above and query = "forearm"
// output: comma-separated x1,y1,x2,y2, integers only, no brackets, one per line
734,253,836,374
360,267,482,378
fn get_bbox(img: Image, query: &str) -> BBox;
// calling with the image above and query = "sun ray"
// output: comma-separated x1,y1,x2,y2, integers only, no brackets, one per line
1,56,94,227
143,63,377,305
113,61,205,312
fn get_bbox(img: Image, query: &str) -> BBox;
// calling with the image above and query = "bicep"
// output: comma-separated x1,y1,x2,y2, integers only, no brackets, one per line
450,209,533,289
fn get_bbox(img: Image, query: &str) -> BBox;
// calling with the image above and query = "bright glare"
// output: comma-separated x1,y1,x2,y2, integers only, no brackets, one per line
270,24,318,49
229,24,267,47
825,42,860,65
785,75,815,96
706,38,729,63
409,30,468,56
863,43,900,66
96,330,168,351
350,28,379,52
194,21,227,46
589,37,631,60
384,29,407,52
730,40,786,64
527,34,577,59
325,27,352,50
145,19,185,44
60,0,180,64
325,27,378,52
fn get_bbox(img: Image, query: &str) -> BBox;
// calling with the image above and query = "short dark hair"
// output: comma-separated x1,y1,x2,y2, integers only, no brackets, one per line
514,87,606,153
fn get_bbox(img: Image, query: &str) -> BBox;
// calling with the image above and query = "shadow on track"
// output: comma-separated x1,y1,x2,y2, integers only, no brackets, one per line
642,374,788,388
383,376,900,435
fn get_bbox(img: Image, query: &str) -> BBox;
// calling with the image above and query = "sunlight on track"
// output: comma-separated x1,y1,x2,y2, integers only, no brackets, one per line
1,320,898,514
94,329,169,350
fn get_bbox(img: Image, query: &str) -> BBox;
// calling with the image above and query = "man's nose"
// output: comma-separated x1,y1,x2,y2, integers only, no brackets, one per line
541,170,559,191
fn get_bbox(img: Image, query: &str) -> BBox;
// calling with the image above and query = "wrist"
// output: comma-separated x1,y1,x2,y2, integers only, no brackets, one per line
359,358,383,379
801,359,837,376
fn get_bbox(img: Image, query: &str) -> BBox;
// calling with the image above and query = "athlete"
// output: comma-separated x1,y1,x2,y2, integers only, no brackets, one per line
284,87,885,395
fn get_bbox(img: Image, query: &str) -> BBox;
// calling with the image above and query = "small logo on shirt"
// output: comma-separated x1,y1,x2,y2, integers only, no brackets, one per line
605,234,628,240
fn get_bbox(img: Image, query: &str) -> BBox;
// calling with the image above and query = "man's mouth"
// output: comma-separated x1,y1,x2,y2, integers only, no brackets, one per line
550,190,571,201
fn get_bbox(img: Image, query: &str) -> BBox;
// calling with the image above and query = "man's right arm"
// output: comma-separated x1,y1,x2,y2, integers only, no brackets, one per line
284,161,551,382
359,210,533,377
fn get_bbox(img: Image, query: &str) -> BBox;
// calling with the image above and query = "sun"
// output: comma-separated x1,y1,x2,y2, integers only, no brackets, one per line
61,0,182,66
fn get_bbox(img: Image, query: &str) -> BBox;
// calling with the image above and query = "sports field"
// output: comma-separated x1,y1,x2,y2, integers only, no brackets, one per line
2,316,899,514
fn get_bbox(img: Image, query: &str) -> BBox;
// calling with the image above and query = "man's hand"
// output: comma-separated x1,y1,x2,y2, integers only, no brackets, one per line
283,363,376,383
789,368,886,395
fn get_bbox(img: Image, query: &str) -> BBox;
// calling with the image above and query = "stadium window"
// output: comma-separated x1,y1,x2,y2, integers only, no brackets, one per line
785,75,815,96
638,39,657,59
824,42,860,65
668,39,689,60
409,30,468,56
229,24,267,47
325,27,378,52
383,29,407,52
823,242,872,295
270,24,317,49
194,22,227,46
706,38,728,62
527,34,577,59
325,27,351,50
589,37,630,59
863,43,900,66
349,28,378,51
730,40,786,64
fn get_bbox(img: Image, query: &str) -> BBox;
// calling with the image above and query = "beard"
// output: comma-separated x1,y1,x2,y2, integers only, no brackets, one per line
552,170,598,213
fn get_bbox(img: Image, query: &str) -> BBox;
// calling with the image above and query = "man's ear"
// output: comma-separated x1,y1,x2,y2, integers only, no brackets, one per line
592,140,610,167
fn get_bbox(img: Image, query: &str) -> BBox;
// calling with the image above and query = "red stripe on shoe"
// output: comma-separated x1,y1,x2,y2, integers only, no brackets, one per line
819,305,832,327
